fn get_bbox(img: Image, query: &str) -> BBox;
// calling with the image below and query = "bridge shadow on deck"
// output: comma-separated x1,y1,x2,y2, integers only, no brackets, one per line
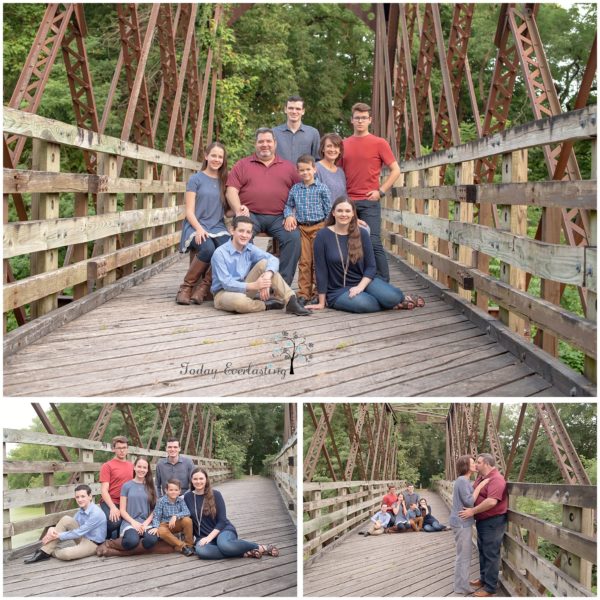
304,490,479,597
3,476,296,597
3,250,569,397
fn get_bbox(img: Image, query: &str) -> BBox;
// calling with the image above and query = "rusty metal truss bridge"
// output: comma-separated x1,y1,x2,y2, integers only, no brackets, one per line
304,402,592,486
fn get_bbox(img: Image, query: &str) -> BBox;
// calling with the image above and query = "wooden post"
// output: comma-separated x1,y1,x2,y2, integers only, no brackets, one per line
457,160,475,300
425,167,440,280
414,171,425,271
138,160,154,269
406,170,419,267
72,192,89,299
306,489,321,556
3,441,11,552
96,153,118,286
561,503,592,588
584,140,596,383
498,151,529,336
31,139,60,317
121,191,137,276
393,174,406,259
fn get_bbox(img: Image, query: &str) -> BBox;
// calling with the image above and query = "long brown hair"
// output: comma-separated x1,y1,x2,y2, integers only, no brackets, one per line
189,466,216,518
134,456,156,510
325,197,363,263
202,141,228,208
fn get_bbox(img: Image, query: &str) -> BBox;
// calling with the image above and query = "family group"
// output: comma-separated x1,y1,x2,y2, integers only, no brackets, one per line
361,454,507,597
176,96,426,316
23,436,278,564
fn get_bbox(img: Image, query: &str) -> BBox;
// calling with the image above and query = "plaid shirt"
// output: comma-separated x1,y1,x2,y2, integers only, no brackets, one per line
151,495,190,528
284,180,332,224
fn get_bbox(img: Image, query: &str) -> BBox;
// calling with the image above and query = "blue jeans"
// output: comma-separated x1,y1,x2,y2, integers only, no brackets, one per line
332,277,404,313
100,501,121,540
249,212,300,285
190,234,230,263
195,529,259,560
354,200,389,282
122,527,159,550
476,514,507,593
423,519,444,532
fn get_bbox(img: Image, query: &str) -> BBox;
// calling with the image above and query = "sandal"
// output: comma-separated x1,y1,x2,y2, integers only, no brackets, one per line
394,295,416,310
415,295,425,307
259,544,279,557
243,549,262,559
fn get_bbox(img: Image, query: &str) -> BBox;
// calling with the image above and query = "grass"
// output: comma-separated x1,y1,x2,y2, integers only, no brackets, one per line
10,505,45,548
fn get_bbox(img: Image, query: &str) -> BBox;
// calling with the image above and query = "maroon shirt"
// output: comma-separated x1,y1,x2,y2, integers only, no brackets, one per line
473,467,508,520
227,154,300,215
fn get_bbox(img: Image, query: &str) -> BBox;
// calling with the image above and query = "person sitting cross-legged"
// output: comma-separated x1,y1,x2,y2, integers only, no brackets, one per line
210,215,310,316
359,502,392,537
24,484,107,563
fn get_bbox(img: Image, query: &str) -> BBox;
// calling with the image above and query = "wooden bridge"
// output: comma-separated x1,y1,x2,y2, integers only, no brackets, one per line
303,403,597,597
3,4,597,396
3,403,298,597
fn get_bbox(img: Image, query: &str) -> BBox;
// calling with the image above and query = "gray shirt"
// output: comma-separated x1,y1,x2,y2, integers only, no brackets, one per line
316,162,347,203
119,480,152,535
179,171,228,252
404,491,420,507
449,475,475,528
273,122,321,163
155,456,195,496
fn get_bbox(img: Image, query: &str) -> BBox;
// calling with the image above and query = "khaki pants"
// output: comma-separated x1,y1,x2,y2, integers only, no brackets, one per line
157,517,193,551
367,521,385,536
40,516,98,561
298,222,324,300
214,259,294,313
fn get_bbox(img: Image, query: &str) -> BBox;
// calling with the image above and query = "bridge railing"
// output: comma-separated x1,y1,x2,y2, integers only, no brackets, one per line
3,428,232,560
383,106,597,389
3,107,201,349
265,433,297,525
303,479,405,563
434,479,596,597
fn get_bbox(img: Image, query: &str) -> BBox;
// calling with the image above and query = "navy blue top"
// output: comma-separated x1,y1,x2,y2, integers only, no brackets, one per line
314,226,376,306
183,489,237,540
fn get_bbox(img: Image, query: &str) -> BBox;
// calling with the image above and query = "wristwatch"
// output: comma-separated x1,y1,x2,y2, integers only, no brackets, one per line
379,188,385,197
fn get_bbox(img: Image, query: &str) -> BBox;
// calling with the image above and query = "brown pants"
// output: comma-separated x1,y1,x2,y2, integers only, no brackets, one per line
298,222,324,300
157,517,193,551
214,259,294,313
410,516,424,531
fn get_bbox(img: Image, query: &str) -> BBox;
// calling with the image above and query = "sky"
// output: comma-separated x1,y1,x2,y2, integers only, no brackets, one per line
3,401,50,429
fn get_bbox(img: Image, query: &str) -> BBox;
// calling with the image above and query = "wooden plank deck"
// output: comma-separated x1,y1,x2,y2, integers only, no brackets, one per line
3,251,567,396
3,476,296,597
304,490,481,597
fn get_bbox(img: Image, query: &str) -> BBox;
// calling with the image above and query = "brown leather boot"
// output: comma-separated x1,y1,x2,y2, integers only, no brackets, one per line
190,265,213,304
176,257,208,305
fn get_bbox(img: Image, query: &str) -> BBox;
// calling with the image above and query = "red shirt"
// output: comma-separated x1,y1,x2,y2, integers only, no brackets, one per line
226,154,300,215
341,134,396,201
473,467,508,520
382,492,398,514
99,458,134,505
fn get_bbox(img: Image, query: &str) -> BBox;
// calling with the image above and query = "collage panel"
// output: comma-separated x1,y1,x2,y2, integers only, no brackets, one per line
3,402,297,597
302,402,597,598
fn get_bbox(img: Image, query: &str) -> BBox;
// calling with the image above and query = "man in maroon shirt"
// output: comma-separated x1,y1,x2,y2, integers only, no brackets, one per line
459,453,508,597
226,128,301,285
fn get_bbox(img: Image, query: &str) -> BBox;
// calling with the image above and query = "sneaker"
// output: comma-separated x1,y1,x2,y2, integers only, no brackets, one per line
182,546,195,557
285,295,311,316
297,297,308,307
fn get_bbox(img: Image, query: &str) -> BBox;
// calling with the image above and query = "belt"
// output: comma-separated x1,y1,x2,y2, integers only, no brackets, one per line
298,220,324,226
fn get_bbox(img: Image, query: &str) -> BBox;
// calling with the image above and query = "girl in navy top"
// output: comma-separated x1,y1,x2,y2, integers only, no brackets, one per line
309,197,423,313
184,467,279,560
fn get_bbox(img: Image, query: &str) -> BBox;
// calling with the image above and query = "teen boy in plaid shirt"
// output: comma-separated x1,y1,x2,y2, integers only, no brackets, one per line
283,154,332,304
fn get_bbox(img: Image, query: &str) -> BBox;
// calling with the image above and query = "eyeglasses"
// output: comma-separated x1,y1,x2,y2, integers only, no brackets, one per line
352,116,370,121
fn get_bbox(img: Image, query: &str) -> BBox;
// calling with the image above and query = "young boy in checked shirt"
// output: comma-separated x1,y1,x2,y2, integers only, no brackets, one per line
283,154,332,305
148,479,195,556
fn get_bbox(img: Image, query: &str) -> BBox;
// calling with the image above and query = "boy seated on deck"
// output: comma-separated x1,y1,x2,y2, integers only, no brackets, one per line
24,484,107,563
358,502,391,536
407,502,423,531
147,479,195,556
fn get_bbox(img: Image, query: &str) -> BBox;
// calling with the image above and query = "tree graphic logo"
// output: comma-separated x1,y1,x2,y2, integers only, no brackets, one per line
272,331,314,375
